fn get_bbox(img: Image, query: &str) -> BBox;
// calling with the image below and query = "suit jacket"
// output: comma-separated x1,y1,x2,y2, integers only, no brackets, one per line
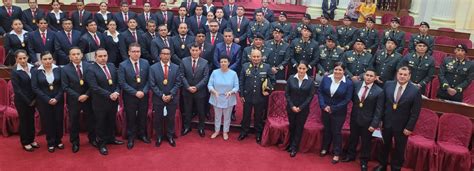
0,6,23,34
78,32,106,55
188,15,207,35
189,42,214,69
213,42,241,71
85,63,120,109
172,16,192,36
223,4,238,20
27,29,56,63
205,32,224,46
156,11,174,31
119,29,145,60
254,7,275,23
382,81,422,131
149,62,182,105
118,59,150,97
215,18,228,33
11,66,36,105
318,76,353,115
285,75,315,111
46,12,67,32
95,12,113,33
104,33,124,66
228,16,250,42
137,12,158,32
322,0,338,16
113,11,137,32
4,32,29,65
181,1,198,17
71,10,93,34
54,30,81,65
180,57,209,98
150,36,179,64
171,35,196,61
61,62,91,103
22,8,46,31
351,82,384,128
140,32,157,64
31,67,63,104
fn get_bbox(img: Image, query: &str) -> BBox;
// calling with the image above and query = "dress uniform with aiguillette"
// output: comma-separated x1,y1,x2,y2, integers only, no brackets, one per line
336,16,358,50
316,35,344,76
381,17,405,54
288,25,319,75
374,38,403,84
341,39,374,79
265,27,290,80
398,40,435,94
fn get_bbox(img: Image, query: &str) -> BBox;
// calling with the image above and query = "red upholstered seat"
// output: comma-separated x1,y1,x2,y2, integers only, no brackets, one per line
437,27,455,32
435,36,456,46
0,46,5,65
463,84,474,104
436,113,472,171
381,14,395,25
404,108,439,171
400,15,414,27
1,79,19,137
429,76,440,99
261,91,290,147
298,95,323,152
432,50,447,67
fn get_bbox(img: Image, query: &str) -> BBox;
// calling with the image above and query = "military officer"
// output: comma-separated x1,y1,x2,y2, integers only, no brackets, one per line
247,10,271,42
241,33,270,64
265,27,290,80
290,14,315,41
341,38,374,83
313,14,335,45
270,12,292,42
437,44,473,102
374,37,403,85
408,22,434,55
288,25,319,76
315,35,344,83
357,17,379,54
381,17,405,54
336,16,358,51
398,39,435,94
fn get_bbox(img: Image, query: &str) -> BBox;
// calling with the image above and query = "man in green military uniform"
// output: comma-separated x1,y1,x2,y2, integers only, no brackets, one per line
437,44,473,102
336,16,358,51
357,17,379,54
381,17,405,54
290,14,315,42
248,10,271,42
408,22,434,55
398,39,435,94
241,33,270,64
341,38,374,82
315,35,344,83
265,27,290,80
314,14,335,45
288,25,319,76
270,12,292,42
374,37,403,85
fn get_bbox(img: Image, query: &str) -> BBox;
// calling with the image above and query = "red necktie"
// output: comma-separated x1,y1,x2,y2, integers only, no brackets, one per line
7,7,12,16
164,64,168,79
197,16,201,28
163,12,167,24
226,46,231,56
192,59,196,73
360,86,368,102
93,33,100,46
145,13,149,22
181,17,184,23
211,35,215,45
41,32,46,45
31,9,35,18
132,31,137,42
67,32,72,44
124,13,128,23
134,62,140,77
79,10,83,24
237,17,241,29
76,64,83,79
187,2,191,9
103,65,111,80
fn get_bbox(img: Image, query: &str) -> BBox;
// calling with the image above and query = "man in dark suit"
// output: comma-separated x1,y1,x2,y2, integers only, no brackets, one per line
215,8,228,33
205,19,224,46
223,0,237,20
213,28,241,71
239,49,275,143
181,0,198,17
27,18,56,65
0,0,23,36
113,2,137,32
85,48,124,156
54,18,81,65
118,43,151,149
172,23,195,62
119,18,144,61
151,24,179,64
22,0,46,32
78,20,106,62
149,47,182,147
136,2,158,32
140,20,158,64
322,0,337,20
188,5,207,36
61,47,96,153
193,29,214,69
172,6,192,36
156,2,174,34
228,6,250,48
180,44,210,137
341,69,384,171
70,1,93,34
373,66,422,171
254,0,275,23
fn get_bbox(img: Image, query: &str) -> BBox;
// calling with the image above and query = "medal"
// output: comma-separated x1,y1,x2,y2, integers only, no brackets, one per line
237,28,240,32
163,79,168,85
359,103,363,108
57,20,60,24
49,85,54,91
79,23,82,26
32,19,36,24
393,103,398,110
21,42,25,47
105,21,107,25
136,77,141,83
165,24,167,27
108,79,113,85
181,44,185,49
79,79,84,86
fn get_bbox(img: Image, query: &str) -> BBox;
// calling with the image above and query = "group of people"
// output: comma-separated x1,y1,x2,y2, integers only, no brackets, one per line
1,0,473,171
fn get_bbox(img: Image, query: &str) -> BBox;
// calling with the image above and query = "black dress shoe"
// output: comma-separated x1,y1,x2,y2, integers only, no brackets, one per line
198,129,205,137
256,136,262,144
168,137,176,147
99,146,108,155
361,163,368,171
237,133,247,141
285,146,292,152
56,143,64,149
181,128,192,136
111,139,124,145
23,145,34,152
72,144,80,153
127,140,134,150
89,140,98,148
155,137,162,147
341,156,355,162
139,136,151,144
290,150,297,157
373,165,387,171
48,147,55,153
331,158,340,164
319,150,328,157
30,142,40,148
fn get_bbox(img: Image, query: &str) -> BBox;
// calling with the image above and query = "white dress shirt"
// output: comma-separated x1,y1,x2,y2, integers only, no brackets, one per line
16,63,33,78
38,64,58,84
358,82,373,101
394,82,407,102
329,74,346,97
293,74,308,88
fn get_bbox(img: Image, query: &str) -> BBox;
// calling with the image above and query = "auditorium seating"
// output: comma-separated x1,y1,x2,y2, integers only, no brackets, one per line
432,50,447,67
435,36,456,46
381,13,395,25
0,79,19,137
261,91,290,147
0,47,5,65
400,15,415,27
438,28,456,32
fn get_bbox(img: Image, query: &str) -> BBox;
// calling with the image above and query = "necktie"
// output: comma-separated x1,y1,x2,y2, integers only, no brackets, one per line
93,34,100,46
263,8,267,15
76,64,83,79
360,86,368,102
7,7,12,16
226,46,231,56
197,16,201,28
181,17,184,23
218,19,221,25
181,37,185,44
192,59,196,73
164,38,169,47
32,9,35,18
41,32,46,45
211,34,215,45
187,2,191,9
163,12,168,24
237,17,241,29
132,31,137,42
134,62,140,77
79,10,83,24
124,13,128,23
151,33,155,39
145,13,149,21
67,32,72,44
164,64,168,79
103,65,111,80
395,85,403,103
200,45,204,56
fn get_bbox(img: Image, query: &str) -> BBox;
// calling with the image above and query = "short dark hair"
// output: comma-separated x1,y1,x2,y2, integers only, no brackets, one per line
37,17,48,24
223,28,233,34
99,2,107,6
365,68,378,76
398,66,412,74
120,2,129,6
86,19,96,26
190,43,201,49
147,20,156,25
40,51,53,60
68,46,82,55
95,48,107,56
333,62,345,70
161,47,172,53
219,55,230,62
128,43,141,51
61,18,72,25
178,6,187,11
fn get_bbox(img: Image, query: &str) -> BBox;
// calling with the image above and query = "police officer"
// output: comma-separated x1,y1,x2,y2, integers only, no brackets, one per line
270,12,292,42
398,39,435,94
266,27,290,80
248,10,271,42
313,14,335,45
315,35,344,83
381,17,405,54
341,38,374,83
290,14,315,41
238,49,276,144
374,37,403,86
437,44,473,102
357,17,379,54
408,22,434,55
241,33,270,65
288,25,319,76
336,16,358,51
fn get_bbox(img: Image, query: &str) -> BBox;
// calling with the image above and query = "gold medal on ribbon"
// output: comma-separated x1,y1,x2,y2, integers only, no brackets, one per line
105,21,107,25
181,44,185,49
165,24,167,27
108,79,113,85
237,28,240,32
393,103,398,110
359,103,363,108
21,42,25,47
32,19,36,24
49,85,54,91
79,23,82,26
136,77,141,83
79,79,84,86
57,20,60,24
163,79,168,85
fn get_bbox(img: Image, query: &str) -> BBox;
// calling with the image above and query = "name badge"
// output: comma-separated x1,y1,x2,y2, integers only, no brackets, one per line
108,79,113,85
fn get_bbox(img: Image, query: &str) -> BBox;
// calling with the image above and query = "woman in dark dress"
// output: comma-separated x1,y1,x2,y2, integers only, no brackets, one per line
11,50,38,152
46,0,67,32
285,60,315,157
4,19,29,66
31,52,64,153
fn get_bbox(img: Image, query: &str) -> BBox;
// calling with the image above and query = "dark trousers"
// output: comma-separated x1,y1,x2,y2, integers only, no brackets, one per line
37,100,64,147
93,102,118,146
345,122,373,163
68,99,95,145
321,111,346,156
16,100,36,145
153,103,177,139
287,108,309,151
241,101,265,135
124,94,149,140
183,94,206,130
379,127,408,171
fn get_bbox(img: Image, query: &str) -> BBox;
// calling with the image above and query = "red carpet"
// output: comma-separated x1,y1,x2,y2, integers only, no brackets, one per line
0,132,392,170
